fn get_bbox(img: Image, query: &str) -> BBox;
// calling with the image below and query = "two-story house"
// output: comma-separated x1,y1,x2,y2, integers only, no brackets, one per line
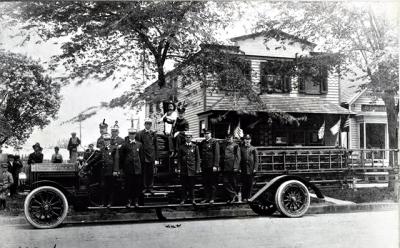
143,30,352,147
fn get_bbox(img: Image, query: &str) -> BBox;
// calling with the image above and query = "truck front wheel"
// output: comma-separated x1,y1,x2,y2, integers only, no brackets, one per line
24,186,69,229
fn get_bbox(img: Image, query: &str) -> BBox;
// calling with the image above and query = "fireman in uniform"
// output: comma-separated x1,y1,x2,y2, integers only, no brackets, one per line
120,128,142,208
199,129,220,204
177,131,199,205
136,119,158,193
96,119,108,149
239,134,258,201
221,134,241,203
110,121,124,174
94,134,118,207
173,103,189,154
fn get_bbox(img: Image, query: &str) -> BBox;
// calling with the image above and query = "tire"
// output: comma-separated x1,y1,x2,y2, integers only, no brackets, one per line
275,180,310,218
24,186,69,229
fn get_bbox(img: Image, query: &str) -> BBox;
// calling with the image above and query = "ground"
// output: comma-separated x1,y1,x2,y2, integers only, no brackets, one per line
0,210,397,248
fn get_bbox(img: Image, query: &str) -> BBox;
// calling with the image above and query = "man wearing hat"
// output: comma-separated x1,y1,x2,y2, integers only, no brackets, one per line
136,119,158,193
120,128,142,207
97,119,109,149
177,131,199,205
173,102,189,154
239,134,258,201
110,121,124,174
220,134,241,203
68,132,81,163
199,129,220,204
7,154,22,198
0,161,13,209
28,143,44,165
91,133,118,207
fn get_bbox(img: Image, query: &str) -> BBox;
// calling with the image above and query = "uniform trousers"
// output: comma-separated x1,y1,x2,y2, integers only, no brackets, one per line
180,175,195,201
223,171,238,200
202,167,217,201
102,175,115,205
142,162,155,190
125,173,142,203
241,174,254,199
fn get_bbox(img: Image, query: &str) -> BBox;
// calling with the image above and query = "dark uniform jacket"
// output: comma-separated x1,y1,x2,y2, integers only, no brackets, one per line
199,138,220,170
110,136,124,172
239,145,258,175
27,152,43,165
220,142,240,172
91,146,116,176
136,129,158,163
178,143,200,177
173,118,189,134
67,137,81,152
7,161,22,178
120,140,142,175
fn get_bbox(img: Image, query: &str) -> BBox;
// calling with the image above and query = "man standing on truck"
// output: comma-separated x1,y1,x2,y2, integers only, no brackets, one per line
239,134,258,202
67,132,81,163
136,119,158,193
199,129,220,204
177,131,199,205
110,121,124,175
221,134,241,203
120,128,142,208
97,119,108,149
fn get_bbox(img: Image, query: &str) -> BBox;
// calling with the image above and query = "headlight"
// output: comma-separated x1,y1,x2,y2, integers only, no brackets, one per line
18,172,27,180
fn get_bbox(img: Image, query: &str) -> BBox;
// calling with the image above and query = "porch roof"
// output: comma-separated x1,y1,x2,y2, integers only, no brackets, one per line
201,95,353,115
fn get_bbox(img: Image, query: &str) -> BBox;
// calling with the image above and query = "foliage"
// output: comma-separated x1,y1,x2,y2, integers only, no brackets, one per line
256,2,399,148
0,50,61,147
4,1,236,89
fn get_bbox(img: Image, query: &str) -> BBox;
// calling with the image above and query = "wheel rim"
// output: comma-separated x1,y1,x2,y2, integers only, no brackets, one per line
280,183,308,214
28,189,66,226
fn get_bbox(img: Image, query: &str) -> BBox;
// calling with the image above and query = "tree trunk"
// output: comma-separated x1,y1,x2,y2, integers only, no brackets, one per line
382,94,398,169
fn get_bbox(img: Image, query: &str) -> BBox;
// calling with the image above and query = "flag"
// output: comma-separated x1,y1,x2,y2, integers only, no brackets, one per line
318,121,325,139
330,118,341,135
342,115,350,132
227,123,231,135
233,120,244,139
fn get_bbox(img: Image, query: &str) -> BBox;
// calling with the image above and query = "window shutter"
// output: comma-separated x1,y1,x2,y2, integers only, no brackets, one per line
319,67,328,94
283,76,291,93
298,77,305,93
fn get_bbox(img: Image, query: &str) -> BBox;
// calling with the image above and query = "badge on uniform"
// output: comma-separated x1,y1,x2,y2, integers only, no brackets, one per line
136,148,139,152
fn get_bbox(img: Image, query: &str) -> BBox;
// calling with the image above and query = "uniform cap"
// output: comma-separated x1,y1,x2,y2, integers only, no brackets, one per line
185,131,194,137
128,128,137,134
243,134,252,140
111,121,119,131
203,129,211,134
99,119,108,129
144,118,153,124
102,133,111,140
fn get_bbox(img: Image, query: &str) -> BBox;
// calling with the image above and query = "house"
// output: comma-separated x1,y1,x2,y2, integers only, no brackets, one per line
143,30,352,147
340,85,389,152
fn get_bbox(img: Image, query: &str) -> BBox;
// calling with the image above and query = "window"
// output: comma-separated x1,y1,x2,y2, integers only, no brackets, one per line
219,60,251,92
298,65,328,94
199,120,206,137
361,105,386,112
359,123,364,148
260,61,292,94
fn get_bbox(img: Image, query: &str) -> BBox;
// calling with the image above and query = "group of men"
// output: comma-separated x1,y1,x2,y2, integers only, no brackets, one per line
87,112,258,208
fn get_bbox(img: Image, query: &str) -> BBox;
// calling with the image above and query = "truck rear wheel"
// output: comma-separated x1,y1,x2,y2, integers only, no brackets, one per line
275,180,310,218
24,186,69,229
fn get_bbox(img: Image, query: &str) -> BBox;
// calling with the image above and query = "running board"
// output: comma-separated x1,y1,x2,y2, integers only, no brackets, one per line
87,201,248,210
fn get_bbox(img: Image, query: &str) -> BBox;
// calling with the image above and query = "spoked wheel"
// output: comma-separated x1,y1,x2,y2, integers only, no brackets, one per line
275,180,310,218
249,190,277,216
24,186,68,229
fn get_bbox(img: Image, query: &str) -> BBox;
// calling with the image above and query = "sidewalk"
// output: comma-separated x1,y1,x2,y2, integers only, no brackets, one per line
0,201,397,226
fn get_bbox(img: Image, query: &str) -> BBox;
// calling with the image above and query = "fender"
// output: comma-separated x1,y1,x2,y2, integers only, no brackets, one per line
249,175,324,202
31,180,73,200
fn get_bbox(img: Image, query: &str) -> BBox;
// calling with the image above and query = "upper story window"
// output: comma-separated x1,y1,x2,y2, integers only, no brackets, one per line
218,60,251,92
298,65,328,95
260,61,292,94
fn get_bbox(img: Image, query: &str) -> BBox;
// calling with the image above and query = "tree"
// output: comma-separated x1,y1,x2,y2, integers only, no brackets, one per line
256,2,399,149
4,1,236,94
0,50,61,147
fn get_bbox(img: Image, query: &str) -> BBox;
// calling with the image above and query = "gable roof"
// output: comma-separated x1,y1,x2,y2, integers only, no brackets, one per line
230,29,317,47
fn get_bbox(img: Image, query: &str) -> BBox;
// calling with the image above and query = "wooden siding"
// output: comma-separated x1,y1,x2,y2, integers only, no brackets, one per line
352,90,386,113
176,77,205,135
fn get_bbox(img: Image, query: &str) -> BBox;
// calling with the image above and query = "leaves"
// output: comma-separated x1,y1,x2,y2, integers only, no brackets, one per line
0,50,61,147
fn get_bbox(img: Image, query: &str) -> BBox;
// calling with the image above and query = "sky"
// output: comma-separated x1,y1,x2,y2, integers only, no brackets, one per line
0,1,398,158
